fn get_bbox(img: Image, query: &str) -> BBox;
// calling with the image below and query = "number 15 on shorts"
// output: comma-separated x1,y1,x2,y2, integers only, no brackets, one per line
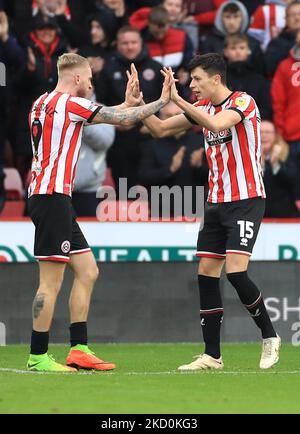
237,220,254,247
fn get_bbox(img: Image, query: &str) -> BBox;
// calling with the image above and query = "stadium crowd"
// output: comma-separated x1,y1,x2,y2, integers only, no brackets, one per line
0,0,300,218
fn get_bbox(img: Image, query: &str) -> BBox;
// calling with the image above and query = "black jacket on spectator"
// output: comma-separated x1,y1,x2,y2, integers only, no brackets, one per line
263,158,300,218
0,34,25,122
96,46,163,105
138,131,208,218
202,28,265,75
78,13,114,58
8,0,94,47
0,33,25,167
226,61,272,120
95,47,164,193
13,33,67,179
201,1,265,75
265,30,296,77
89,1,129,43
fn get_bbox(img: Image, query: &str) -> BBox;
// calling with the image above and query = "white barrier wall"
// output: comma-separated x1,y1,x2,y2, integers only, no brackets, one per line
0,221,300,262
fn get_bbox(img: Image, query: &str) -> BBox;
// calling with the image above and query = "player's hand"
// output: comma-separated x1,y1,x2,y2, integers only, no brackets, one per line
161,67,179,103
27,47,37,72
170,146,186,173
190,148,204,168
0,11,9,43
125,63,143,107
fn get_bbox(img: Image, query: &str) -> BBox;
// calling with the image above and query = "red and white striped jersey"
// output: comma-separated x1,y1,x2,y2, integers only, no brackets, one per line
28,91,101,197
248,4,286,50
187,91,265,204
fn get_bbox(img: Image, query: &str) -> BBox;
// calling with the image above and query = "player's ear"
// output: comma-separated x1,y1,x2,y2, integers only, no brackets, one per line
74,73,80,85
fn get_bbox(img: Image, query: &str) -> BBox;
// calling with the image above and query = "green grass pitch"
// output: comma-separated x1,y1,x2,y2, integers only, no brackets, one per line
0,343,300,414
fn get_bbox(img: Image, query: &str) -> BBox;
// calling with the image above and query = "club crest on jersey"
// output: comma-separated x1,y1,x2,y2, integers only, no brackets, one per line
235,97,247,109
61,241,71,254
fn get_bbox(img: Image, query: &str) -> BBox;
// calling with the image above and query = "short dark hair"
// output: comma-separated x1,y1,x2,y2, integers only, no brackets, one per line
188,53,227,84
117,25,141,38
149,6,169,26
224,33,249,48
223,3,240,14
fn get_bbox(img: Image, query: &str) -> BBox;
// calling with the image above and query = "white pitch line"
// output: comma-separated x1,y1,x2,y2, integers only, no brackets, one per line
1,368,300,376
126,371,300,376
0,368,97,375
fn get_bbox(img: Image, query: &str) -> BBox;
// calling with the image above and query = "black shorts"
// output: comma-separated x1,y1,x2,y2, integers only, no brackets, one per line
197,197,265,259
28,193,90,263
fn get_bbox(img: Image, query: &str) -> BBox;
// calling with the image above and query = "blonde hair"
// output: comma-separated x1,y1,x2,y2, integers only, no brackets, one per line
57,53,89,75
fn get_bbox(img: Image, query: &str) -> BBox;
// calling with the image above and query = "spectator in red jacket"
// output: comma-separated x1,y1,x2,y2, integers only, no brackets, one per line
141,6,194,70
129,0,200,51
129,1,227,33
271,30,300,165
129,0,187,30
187,0,226,28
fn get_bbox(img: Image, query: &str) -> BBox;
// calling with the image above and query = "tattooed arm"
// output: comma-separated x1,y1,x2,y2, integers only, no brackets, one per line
90,98,167,126
90,72,171,126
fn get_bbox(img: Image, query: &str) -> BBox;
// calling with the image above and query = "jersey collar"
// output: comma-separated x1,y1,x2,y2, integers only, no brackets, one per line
212,91,236,108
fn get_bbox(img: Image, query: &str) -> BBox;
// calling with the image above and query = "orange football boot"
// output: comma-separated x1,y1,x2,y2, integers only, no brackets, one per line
66,345,116,371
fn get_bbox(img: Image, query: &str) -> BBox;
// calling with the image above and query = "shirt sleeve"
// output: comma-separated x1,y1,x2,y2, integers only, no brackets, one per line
183,100,209,125
227,93,256,121
68,96,102,123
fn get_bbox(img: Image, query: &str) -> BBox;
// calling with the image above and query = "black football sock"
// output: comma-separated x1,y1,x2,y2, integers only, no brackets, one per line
198,275,223,359
30,330,49,355
70,322,88,347
227,271,276,339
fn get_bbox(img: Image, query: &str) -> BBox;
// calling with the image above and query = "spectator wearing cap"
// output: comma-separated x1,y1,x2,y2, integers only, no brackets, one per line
13,13,67,181
201,0,265,75
95,25,164,195
141,6,194,70
10,0,94,48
